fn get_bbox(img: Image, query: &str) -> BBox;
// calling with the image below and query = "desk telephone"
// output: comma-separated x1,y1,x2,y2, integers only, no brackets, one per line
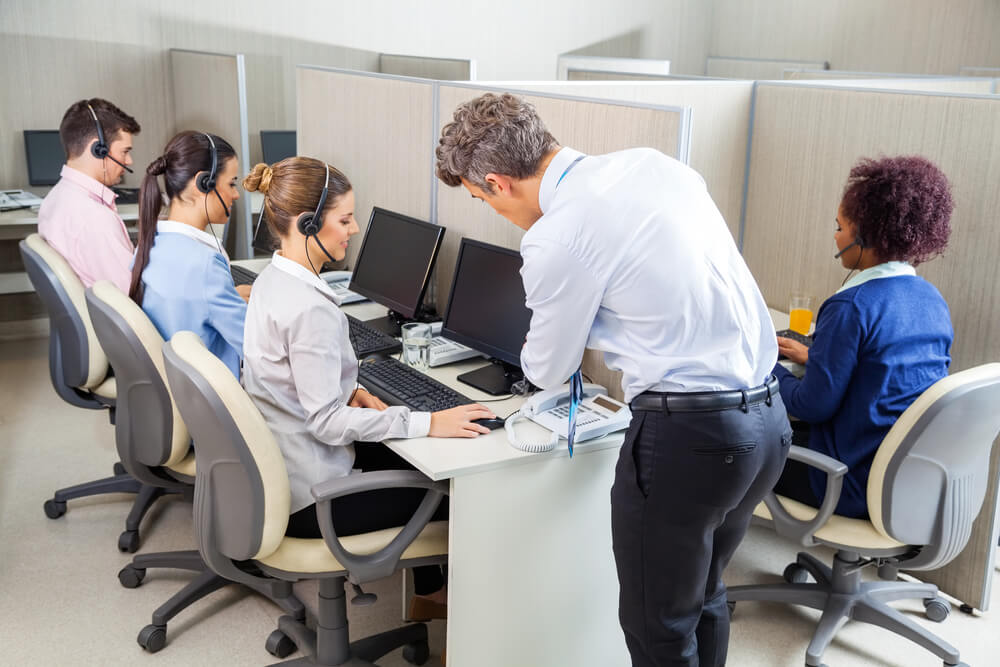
505,383,632,453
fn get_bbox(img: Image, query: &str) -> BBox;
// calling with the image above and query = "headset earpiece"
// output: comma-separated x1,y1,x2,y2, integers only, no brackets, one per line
87,103,109,159
195,170,215,194
297,212,319,236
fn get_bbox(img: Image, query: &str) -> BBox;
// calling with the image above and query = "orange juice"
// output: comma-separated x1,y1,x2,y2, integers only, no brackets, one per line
789,308,813,335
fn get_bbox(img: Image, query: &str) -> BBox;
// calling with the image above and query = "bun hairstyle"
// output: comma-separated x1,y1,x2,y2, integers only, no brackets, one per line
243,158,351,243
129,131,237,304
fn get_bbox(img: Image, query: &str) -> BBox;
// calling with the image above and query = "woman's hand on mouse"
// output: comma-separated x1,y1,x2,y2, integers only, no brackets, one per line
430,404,496,437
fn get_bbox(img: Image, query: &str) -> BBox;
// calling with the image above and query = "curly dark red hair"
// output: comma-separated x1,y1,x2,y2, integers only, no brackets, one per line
840,155,953,266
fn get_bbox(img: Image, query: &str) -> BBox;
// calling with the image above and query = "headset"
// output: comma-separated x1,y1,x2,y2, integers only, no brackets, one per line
87,103,133,173
195,133,230,218
834,232,865,259
297,163,337,268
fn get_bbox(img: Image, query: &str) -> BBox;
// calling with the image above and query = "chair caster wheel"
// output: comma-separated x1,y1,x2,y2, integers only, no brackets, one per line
118,529,140,553
784,562,809,584
44,499,66,519
402,639,430,665
137,624,167,653
113,462,126,476
265,629,296,658
118,564,146,588
726,600,735,617
924,597,950,622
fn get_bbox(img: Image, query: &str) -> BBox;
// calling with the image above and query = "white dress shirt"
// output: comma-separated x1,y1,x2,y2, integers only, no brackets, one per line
519,147,777,402
242,252,430,513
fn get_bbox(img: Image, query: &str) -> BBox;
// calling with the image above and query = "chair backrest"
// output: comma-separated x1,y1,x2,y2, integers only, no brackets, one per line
19,234,108,391
868,363,1000,570
85,281,190,470
162,331,290,564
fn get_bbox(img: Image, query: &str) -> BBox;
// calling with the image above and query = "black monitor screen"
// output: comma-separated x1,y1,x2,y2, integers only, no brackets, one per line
251,211,276,254
260,130,296,164
441,239,532,367
348,208,444,318
24,130,64,186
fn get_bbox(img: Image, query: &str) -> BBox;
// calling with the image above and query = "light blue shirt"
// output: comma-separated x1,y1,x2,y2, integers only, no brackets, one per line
140,220,247,377
520,147,777,401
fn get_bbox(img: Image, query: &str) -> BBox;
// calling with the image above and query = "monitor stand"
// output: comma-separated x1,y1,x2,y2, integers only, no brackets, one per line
364,307,440,338
457,360,524,396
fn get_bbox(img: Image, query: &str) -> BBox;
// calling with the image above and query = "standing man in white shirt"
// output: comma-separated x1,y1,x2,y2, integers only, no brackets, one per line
436,93,791,667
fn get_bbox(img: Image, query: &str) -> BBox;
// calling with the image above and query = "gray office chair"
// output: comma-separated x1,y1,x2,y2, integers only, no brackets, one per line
19,233,154,549
162,331,448,666
85,280,304,652
728,363,1000,667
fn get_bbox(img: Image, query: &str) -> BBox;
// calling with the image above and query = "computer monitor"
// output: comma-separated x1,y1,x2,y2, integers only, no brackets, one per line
251,209,276,255
24,130,64,186
260,130,296,164
441,238,533,395
349,207,445,335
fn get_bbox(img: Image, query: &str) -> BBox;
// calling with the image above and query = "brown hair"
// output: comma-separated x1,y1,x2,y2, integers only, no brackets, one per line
59,98,141,160
243,157,351,245
129,131,237,304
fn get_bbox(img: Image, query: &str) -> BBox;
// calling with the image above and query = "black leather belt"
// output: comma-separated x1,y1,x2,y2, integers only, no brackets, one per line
630,376,779,413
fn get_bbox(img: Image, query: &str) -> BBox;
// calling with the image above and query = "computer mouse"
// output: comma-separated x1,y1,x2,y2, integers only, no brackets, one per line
472,417,506,431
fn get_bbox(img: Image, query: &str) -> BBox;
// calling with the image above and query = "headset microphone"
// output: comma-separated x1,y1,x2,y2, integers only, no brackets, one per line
86,103,133,173
311,234,338,264
834,235,865,259
297,163,335,269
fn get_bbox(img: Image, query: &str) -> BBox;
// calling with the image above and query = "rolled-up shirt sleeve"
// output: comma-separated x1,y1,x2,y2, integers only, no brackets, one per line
519,239,603,389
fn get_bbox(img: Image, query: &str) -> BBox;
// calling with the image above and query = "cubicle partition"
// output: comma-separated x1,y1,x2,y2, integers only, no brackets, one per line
169,49,252,258
741,82,1000,610
783,69,997,94
378,53,476,80
706,55,828,79
556,54,671,80
296,67,435,271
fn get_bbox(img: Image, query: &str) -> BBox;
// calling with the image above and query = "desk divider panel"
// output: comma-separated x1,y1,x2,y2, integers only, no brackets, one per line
706,56,828,79
296,67,434,272
742,82,1000,609
436,84,688,400
378,54,475,81
783,69,997,94
556,55,671,81
169,49,251,258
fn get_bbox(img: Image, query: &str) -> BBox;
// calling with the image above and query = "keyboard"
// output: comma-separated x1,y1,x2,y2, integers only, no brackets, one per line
358,356,473,412
347,314,401,357
230,264,258,286
775,329,813,361
112,187,140,205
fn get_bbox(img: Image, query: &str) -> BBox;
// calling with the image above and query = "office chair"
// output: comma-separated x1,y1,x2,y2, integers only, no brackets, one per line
728,363,1000,667
162,331,448,665
85,280,304,653
19,233,156,551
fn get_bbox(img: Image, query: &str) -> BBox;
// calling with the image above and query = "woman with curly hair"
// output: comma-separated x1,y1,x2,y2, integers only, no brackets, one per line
773,155,954,519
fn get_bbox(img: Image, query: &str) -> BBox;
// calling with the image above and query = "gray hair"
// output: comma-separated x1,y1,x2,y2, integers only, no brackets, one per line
436,93,558,192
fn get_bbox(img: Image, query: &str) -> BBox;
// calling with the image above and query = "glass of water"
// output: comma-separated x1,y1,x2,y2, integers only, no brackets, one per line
401,322,432,370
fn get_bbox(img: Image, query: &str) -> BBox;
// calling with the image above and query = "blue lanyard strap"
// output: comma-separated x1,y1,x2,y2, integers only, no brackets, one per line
555,155,585,189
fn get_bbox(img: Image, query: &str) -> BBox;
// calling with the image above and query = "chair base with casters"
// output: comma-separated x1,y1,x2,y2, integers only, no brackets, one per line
265,576,431,666
118,549,306,653
728,549,966,667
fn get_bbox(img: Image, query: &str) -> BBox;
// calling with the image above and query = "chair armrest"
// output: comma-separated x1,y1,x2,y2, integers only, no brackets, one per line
762,445,848,547
310,471,448,584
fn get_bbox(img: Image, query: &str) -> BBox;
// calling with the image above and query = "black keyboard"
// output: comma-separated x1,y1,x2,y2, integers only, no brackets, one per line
112,187,140,205
776,329,813,360
230,264,258,286
347,315,401,357
358,356,472,412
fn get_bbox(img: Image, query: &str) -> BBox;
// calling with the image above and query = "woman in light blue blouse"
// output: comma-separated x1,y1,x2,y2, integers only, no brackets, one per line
129,131,247,377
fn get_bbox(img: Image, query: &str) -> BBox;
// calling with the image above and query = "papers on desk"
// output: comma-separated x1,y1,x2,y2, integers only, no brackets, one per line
0,190,44,211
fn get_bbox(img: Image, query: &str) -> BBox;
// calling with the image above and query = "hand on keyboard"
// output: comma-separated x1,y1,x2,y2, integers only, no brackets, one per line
775,329,812,365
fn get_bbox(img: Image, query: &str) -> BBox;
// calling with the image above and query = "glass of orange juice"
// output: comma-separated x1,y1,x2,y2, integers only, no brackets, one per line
788,292,814,335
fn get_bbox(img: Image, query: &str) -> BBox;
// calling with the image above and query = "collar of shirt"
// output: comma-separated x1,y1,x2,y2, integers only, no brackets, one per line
156,219,229,261
269,251,339,299
537,146,586,215
60,164,117,210
836,260,916,294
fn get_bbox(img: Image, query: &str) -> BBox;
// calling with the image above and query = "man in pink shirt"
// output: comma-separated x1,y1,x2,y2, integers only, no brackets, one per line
37,98,141,292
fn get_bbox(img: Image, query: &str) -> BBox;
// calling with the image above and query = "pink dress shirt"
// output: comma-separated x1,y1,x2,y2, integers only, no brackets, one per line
37,165,135,292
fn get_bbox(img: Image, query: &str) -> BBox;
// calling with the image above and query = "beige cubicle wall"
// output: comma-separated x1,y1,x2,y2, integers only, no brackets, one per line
960,66,1000,78
378,54,475,81
783,69,997,94
706,56,828,79
741,82,1000,610
169,49,252,258
493,81,752,242
436,84,689,399
296,67,434,271
556,55,671,80
567,70,723,82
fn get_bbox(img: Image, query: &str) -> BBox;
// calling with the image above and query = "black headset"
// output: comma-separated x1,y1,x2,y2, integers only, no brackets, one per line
195,133,229,218
297,163,330,236
834,232,866,259
86,103,133,173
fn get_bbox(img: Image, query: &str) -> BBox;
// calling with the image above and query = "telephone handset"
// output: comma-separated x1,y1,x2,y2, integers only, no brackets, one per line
506,382,632,453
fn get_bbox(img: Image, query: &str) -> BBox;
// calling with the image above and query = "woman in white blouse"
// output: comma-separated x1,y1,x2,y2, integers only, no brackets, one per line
241,157,494,615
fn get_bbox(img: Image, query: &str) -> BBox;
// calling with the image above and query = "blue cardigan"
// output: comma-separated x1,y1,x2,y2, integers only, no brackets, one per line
140,232,247,377
773,275,952,518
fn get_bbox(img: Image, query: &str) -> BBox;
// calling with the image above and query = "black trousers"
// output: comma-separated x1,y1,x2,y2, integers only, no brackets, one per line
286,442,447,596
611,395,791,667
